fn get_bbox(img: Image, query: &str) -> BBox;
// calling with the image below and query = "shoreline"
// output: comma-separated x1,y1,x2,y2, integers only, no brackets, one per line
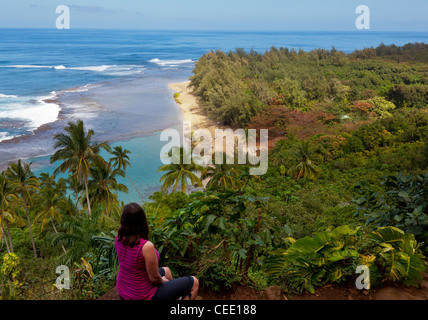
168,81,263,159
168,81,219,136
0,77,183,171
168,81,239,158
168,81,237,154
169,81,223,189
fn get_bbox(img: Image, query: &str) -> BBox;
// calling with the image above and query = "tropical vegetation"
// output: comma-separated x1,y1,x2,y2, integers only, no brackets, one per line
0,43,427,300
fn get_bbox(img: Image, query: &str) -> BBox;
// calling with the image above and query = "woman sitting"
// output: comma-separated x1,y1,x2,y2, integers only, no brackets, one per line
115,203,199,300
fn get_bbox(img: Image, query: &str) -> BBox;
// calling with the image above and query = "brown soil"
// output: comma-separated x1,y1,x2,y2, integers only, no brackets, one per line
199,273,428,300
198,285,261,300
290,281,373,300
100,273,428,301
291,273,428,300
197,283,372,301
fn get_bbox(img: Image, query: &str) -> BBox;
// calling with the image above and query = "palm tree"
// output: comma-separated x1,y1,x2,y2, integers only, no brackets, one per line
34,185,67,254
65,175,83,210
158,147,204,194
61,196,80,218
5,160,39,258
88,162,128,217
287,141,321,183
0,208,14,253
109,146,144,203
201,153,242,191
52,208,105,265
38,172,57,189
50,120,110,217
0,173,18,253
270,138,293,167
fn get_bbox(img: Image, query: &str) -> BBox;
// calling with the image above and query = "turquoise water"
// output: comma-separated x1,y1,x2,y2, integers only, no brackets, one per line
30,132,172,203
1,29,427,202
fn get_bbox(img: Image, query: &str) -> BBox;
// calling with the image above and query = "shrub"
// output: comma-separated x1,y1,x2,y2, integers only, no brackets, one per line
263,225,427,294
388,84,428,108
173,92,182,104
360,97,396,118
354,172,428,245
0,253,22,299
362,227,427,287
344,122,391,152
197,260,241,292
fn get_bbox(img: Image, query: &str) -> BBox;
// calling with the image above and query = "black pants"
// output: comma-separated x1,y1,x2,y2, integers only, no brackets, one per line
151,268,194,300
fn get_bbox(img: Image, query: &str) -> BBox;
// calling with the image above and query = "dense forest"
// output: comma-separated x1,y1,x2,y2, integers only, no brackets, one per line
0,43,427,299
190,42,427,127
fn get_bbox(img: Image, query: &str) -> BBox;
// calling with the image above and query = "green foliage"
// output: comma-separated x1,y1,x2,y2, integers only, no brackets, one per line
264,225,360,294
286,141,321,182
365,227,427,287
91,231,119,283
148,191,190,216
273,78,308,108
381,110,428,143
374,43,428,62
5,159,39,258
191,43,427,127
109,146,145,203
1,42,427,300
50,119,111,216
88,161,128,217
173,92,182,104
1,253,20,280
264,226,427,294
361,97,396,118
51,208,116,266
147,189,284,289
198,260,241,292
0,253,22,299
158,146,204,194
344,122,392,153
388,84,428,108
354,172,428,245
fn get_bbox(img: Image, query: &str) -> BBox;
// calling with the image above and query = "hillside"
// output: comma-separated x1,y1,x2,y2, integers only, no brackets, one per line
1,43,427,301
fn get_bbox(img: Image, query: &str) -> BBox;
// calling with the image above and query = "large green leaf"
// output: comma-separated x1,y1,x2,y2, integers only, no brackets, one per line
285,232,331,258
327,249,359,262
332,225,359,236
202,214,217,232
368,227,407,246
325,265,343,283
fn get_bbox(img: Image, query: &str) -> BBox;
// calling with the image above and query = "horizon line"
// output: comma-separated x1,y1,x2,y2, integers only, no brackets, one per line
0,26,427,33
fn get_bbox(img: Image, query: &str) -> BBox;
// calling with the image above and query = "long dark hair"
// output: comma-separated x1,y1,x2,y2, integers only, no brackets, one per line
117,203,149,247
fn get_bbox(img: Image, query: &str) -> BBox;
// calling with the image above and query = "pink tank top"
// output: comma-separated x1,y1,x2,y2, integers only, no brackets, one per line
115,237,160,300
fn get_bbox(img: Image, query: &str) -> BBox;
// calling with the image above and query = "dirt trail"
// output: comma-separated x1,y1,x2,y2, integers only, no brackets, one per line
99,274,428,300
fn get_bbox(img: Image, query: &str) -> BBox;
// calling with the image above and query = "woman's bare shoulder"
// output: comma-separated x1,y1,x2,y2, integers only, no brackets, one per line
142,240,154,252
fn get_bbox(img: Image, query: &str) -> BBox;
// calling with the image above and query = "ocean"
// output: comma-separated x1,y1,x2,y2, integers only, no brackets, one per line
0,29,427,202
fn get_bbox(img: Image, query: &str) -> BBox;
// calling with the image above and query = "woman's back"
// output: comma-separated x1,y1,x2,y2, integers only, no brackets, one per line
115,237,159,300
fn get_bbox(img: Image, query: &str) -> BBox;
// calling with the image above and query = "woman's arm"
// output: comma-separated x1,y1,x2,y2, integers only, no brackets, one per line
143,241,168,286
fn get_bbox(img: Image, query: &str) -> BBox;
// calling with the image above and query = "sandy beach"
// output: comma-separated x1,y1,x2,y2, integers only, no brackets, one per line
169,81,218,135
168,80,265,175
169,81,265,162
169,81,239,157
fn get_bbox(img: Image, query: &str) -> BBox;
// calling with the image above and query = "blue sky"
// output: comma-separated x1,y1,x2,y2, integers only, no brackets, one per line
0,0,427,31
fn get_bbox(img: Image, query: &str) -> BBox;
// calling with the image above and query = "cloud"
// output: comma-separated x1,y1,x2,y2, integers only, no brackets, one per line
68,5,111,14
66,5,143,16
29,4,142,17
